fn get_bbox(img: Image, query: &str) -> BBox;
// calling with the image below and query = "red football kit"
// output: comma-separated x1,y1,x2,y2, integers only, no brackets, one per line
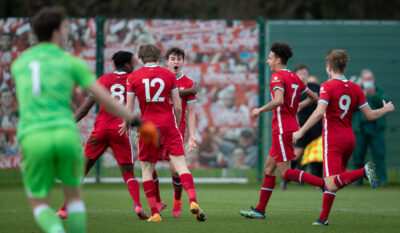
85,71,133,164
127,65,185,163
176,73,196,138
268,69,308,162
318,77,367,177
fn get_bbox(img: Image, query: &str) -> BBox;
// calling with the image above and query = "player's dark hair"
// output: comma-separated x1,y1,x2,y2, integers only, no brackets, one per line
112,51,133,69
294,64,308,73
138,44,161,63
326,49,349,74
31,6,68,42
270,42,293,65
166,47,185,60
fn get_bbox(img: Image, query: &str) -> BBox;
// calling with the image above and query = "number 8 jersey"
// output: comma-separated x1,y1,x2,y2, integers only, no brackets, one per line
127,65,178,127
270,69,307,135
318,77,368,143
94,71,129,130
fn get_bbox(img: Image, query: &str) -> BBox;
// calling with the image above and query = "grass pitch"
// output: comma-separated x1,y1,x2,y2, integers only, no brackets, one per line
1,180,400,233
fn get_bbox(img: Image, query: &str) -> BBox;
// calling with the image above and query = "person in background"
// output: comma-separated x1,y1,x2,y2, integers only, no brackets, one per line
352,69,389,186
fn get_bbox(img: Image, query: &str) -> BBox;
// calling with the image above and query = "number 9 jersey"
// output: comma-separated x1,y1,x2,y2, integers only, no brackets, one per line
126,65,178,127
318,77,367,143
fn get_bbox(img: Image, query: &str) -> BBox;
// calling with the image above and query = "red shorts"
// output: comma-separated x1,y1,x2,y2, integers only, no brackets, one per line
269,133,296,162
160,126,186,161
323,138,355,177
139,125,185,163
85,129,133,164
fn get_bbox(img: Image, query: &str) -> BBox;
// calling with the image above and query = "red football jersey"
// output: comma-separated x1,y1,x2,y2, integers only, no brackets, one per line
270,69,307,134
319,77,368,144
93,71,128,130
127,65,178,127
177,73,196,126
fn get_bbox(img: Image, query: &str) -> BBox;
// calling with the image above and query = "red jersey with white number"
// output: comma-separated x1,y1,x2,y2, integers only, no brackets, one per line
270,69,307,135
176,73,196,127
319,78,368,145
93,71,128,130
127,65,178,127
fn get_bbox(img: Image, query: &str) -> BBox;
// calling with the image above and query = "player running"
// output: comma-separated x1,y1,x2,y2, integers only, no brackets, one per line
122,44,206,222
239,42,324,219
151,47,199,218
56,51,148,220
293,49,394,226
11,7,156,233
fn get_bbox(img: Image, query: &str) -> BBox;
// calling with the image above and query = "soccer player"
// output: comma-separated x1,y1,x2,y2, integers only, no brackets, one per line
239,42,324,219
292,49,394,226
151,47,198,218
123,44,206,222
11,6,156,233
56,51,147,220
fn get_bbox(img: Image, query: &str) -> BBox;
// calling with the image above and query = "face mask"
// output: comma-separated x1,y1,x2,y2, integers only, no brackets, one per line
363,81,374,88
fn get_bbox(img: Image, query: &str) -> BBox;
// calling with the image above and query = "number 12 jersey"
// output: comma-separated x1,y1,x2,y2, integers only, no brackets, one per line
127,65,178,127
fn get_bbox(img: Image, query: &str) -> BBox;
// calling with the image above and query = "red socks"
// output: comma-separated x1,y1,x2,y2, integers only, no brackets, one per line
152,171,161,203
122,172,142,207
334,168,365,189
255,174,276,213
142,180,159,215
180,173,197,203
284,169,324,187
60,203,67,211
172,175,182,200
319,187,336,221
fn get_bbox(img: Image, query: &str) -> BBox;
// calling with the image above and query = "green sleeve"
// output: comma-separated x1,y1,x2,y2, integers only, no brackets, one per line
70,55,96,89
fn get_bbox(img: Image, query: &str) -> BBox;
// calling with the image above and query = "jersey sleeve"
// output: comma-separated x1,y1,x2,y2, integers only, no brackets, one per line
299,79,308,94
185,79,196,103
270,73,285,92
126,74,135,94
355,84,368,108
70,56,96,89
318,83,330,105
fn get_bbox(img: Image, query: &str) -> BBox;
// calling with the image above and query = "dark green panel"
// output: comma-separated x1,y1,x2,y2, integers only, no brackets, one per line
267,20,400,167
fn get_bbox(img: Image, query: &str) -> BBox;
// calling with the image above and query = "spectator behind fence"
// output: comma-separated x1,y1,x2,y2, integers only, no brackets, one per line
352,69,388,186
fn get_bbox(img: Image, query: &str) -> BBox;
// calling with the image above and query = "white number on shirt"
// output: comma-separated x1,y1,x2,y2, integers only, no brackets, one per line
110,84,125,104
143,78,165,102
290,84,299,107
339,94,351,118
29,61,41,96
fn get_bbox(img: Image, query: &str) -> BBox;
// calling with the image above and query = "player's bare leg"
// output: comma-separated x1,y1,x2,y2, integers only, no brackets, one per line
56,157,96,219
170,155,206,222
169,160,182,218
140,161,161,222
119,163,148,220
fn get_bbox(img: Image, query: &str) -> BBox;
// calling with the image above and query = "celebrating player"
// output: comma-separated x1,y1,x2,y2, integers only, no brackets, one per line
151,47,199,218
292,49,394,226
56,51,147,220
11,7,156,233
122,44,206,222
239,42,324,219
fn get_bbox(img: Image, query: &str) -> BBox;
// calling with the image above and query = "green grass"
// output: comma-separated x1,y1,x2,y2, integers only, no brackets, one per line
1,181,400,233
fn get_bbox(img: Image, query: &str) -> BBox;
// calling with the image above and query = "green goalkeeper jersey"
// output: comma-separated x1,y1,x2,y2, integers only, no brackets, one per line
11,43,96,140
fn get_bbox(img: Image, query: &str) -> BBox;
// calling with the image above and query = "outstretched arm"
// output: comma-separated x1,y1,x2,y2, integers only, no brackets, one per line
251,88,284,119
360,100,394,121
293,101,327,143
179,82,199,97
75,95,96,123
298,89,318,112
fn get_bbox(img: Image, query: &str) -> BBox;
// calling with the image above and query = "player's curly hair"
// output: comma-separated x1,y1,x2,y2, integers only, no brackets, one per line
31,6,67,42
112,51,133,70
270,42,293,65
138,44,161,63
325,49,349,74
166,47,185,60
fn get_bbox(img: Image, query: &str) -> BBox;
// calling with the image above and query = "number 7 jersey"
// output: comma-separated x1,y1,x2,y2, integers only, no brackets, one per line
127,65,178,127
270,69,307,135
318,77,367,143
